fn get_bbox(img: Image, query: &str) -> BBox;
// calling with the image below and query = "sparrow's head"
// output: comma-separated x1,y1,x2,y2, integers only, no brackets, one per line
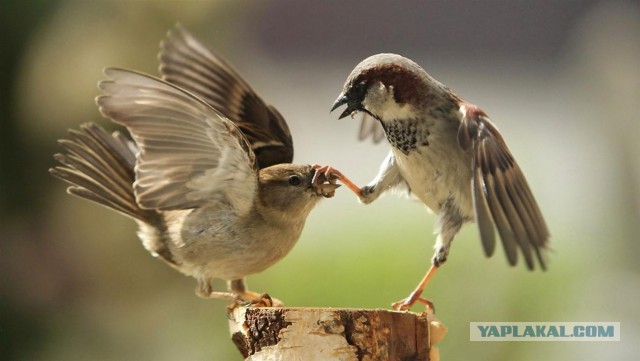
331,53,442,121
257,164,339,220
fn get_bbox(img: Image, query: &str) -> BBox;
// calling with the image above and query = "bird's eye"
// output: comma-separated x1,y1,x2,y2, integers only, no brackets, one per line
288,175,302,186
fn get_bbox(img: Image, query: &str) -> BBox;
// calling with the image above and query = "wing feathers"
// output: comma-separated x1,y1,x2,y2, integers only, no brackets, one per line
159,24,293,168
459,104,549,270
50,123,156,222
96,68,258,215
472,158,496,257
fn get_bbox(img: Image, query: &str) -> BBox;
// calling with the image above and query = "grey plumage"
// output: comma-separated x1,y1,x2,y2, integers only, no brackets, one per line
331,53,549,309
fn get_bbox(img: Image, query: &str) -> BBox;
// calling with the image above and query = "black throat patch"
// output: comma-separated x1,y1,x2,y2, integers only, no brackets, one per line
380,118,430,154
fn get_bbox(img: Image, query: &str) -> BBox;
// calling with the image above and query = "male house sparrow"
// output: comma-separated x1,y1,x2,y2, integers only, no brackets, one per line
328,53,549,311
50,28,339,305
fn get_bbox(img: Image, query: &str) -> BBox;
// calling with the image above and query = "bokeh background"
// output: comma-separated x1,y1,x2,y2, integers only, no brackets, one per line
2,0,639,360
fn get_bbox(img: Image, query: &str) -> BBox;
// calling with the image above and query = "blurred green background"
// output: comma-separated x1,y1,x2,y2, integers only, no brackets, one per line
1,0,639,360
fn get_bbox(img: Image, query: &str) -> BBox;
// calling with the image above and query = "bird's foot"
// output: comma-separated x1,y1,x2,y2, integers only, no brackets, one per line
239,292,284,307
226,292,284,313
358,185,377,204
392,264,439,312
310,164,343,198
392,294,435,313
196,282,284,309
311,164,363,199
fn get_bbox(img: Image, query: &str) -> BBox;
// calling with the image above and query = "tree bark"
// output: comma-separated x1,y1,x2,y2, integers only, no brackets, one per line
228,307,446,361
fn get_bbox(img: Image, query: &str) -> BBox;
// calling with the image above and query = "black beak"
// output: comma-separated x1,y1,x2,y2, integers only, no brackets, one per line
330,93,354,119
331,93,348,112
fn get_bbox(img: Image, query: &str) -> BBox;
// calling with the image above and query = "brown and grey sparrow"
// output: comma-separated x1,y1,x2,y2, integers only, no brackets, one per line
50,27,340,306
328,53,550,311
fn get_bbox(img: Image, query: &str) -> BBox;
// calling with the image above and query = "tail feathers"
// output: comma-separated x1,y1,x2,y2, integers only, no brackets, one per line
50,123,157,224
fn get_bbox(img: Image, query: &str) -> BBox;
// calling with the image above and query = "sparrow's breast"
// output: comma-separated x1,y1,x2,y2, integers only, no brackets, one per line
157,205,305,281
390,116,474,217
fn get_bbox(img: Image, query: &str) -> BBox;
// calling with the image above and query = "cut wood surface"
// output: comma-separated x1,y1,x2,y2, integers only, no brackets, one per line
228,307,446,361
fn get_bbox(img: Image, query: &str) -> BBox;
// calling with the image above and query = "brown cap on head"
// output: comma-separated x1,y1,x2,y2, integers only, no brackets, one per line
331,53,448,119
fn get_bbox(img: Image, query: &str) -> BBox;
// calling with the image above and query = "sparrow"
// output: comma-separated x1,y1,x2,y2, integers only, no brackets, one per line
327,53,550,311
50,28,340,306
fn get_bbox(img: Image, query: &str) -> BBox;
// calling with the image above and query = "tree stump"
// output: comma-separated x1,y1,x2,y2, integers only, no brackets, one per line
228,307,446,361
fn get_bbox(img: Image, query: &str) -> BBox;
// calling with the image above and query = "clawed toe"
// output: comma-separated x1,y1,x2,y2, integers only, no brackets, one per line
392,295,435,313
231,292,284,309
392,298,412,311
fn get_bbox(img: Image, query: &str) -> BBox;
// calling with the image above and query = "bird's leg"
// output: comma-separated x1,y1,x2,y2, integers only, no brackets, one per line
311,164,362,197
311,153,403,204
391,232,453,311
393,200,465,311
195,278,239,301
392,264,439,312
195,278,283,307
358,151,403,204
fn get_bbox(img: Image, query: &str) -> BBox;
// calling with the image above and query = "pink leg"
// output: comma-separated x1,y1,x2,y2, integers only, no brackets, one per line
311,164,364,198
392,264,439,311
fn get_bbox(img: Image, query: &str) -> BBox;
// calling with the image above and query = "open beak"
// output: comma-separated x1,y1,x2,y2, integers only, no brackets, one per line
330,93,354,119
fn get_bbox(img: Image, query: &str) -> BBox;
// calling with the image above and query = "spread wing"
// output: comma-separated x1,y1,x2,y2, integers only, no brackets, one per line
96,68,258,216
358,113,386,143
458,104,550,270
158,24,293,168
